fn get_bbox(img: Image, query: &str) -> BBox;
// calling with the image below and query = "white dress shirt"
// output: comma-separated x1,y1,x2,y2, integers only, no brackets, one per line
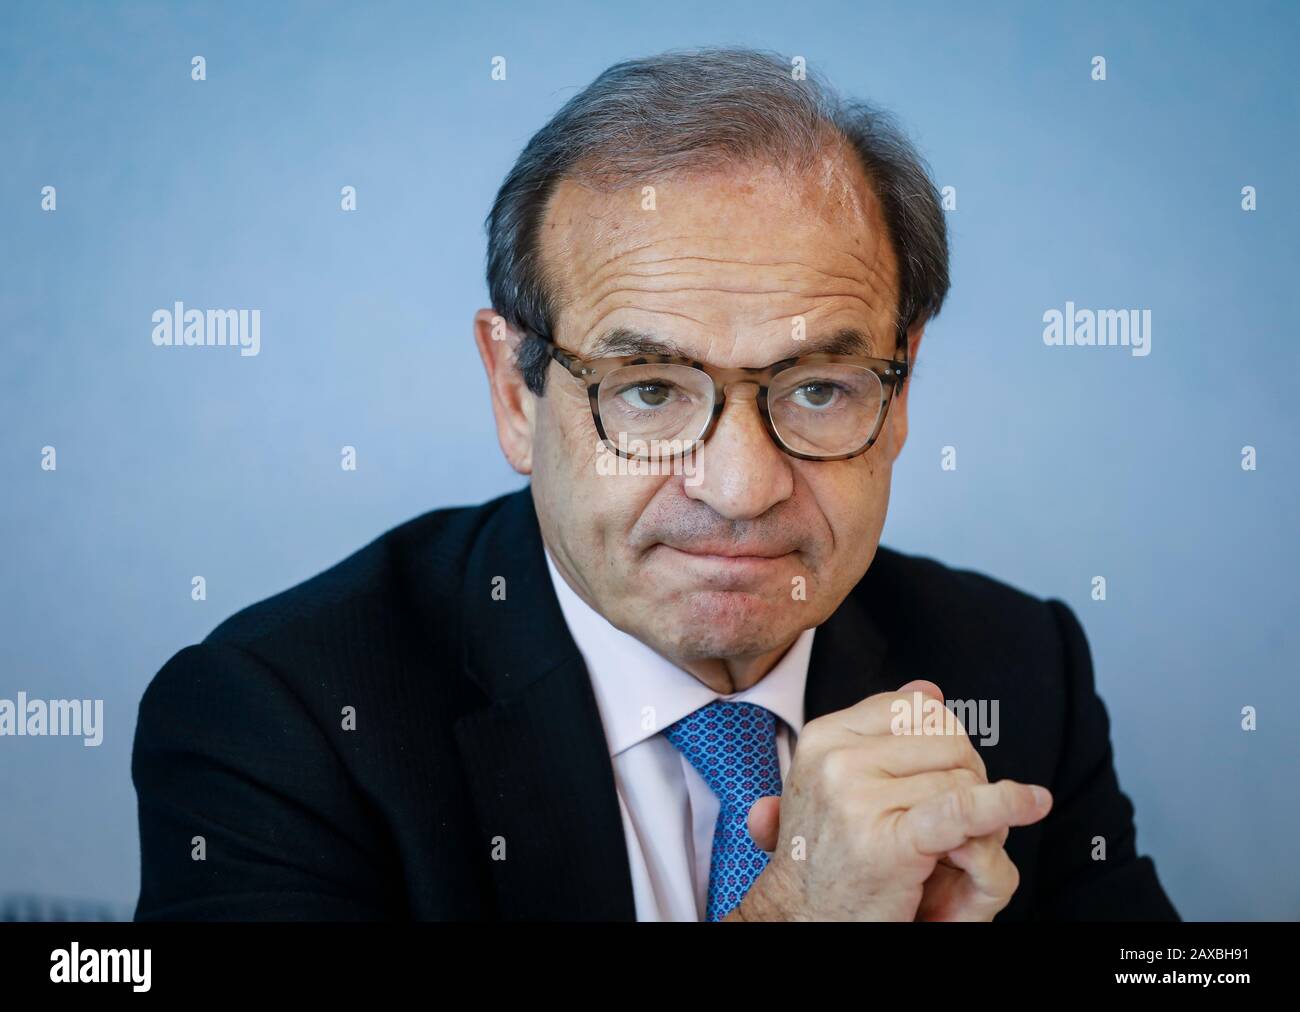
543,546,816,921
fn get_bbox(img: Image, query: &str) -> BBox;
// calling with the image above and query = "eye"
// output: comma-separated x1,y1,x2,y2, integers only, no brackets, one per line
616,381,676,410
789,381,842,410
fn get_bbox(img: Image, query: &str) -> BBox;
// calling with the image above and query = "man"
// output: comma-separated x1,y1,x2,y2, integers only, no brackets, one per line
132,47,1177,921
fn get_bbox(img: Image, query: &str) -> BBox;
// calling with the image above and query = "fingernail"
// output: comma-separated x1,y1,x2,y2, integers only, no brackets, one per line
1031,786,1051,808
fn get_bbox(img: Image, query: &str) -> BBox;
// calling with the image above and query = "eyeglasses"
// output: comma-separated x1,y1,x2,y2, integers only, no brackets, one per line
544,335,909,462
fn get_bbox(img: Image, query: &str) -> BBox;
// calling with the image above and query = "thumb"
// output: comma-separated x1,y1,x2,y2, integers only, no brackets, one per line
897,678,944,701
747,795,781,853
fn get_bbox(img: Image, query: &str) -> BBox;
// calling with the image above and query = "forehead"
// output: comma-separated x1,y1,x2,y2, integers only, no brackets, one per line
537,150,900,359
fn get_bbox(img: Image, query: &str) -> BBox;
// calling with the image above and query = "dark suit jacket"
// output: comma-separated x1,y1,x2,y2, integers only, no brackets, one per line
131,485,1178,921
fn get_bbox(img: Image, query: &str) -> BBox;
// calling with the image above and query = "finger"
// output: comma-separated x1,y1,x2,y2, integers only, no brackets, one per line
877,767,985,810
938,827,1009,853
930,836,1021,921
866,730,988,781
897,780,1052,856
945,836,1021,914
747,795,781,853
936,830,999,870
828,684,952,738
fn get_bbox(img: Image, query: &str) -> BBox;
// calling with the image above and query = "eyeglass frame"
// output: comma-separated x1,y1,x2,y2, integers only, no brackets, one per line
536,325,911,462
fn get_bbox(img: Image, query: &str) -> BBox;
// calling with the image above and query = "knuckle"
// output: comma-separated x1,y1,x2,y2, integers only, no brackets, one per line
799,716,832,750
944,784,975,826
940,733,972,769
999,780,1033,820
1005,858,1021,894
817,745,859,787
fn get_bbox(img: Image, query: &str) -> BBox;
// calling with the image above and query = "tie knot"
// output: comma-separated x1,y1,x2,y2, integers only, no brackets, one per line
663,700,782,810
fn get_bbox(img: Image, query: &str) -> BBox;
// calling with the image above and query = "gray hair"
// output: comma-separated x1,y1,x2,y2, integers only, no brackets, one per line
484,46,950,395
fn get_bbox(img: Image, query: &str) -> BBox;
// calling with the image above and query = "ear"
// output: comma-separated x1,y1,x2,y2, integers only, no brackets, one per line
473,308,535,475
884,321,925,460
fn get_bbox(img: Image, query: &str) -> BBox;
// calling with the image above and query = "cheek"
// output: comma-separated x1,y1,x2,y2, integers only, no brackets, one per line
533,397,671,572
530,399,592,550
807,455,893,577
544,397,599,478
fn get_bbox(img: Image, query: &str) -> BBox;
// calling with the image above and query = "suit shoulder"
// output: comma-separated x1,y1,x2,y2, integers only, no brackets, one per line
862,545,1066,660
202,490,517,656
868,544,1049,610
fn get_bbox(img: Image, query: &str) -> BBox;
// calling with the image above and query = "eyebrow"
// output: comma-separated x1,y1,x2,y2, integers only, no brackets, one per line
586,326,877,363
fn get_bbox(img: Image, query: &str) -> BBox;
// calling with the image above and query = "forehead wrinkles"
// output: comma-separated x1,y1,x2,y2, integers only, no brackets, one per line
541,172,898,337
578,233,882,291
573,238,894,331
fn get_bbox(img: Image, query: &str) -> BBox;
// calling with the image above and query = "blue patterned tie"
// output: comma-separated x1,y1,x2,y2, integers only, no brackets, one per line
663,700,783,921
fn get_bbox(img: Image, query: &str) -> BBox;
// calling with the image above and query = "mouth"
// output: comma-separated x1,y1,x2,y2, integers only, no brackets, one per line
656,543,795,572
660,539,794,558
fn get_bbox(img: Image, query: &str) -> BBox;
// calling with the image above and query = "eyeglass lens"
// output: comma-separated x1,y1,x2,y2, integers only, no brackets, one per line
596,362,886,459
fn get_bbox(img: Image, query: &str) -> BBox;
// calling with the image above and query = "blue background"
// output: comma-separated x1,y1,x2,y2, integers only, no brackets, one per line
1,0,1296,920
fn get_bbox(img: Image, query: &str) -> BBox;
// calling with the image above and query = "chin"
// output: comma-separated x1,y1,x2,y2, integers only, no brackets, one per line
655,590,804,661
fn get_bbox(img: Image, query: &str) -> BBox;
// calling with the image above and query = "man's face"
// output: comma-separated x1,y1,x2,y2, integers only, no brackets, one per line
477,149,920,681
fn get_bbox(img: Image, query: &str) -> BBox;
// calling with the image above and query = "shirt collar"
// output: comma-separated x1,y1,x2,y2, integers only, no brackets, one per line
543,544,814,758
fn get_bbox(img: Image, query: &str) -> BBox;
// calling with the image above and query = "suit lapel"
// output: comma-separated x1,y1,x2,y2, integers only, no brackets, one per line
453,486,637,921
805,569,893,721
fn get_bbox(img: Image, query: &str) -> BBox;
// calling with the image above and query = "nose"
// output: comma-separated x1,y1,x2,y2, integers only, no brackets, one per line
683,382,793,520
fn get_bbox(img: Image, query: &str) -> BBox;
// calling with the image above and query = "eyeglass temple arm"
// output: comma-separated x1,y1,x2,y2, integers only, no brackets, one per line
547,341,592,380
